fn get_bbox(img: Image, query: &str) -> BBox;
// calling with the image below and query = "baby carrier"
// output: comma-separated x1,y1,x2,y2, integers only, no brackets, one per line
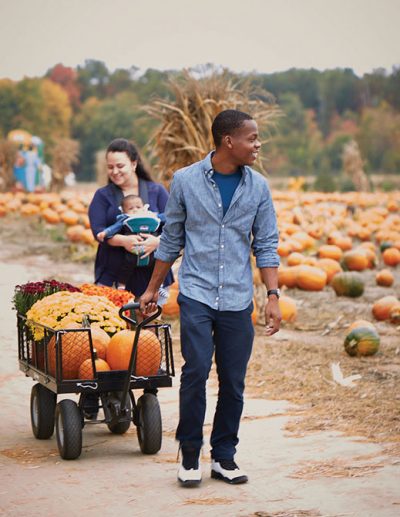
123,212,161,267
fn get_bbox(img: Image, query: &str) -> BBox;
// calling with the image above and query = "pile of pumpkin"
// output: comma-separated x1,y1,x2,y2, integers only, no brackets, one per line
0,191,95,245
16,281,162,381
272,191,400,358
46,325,162,381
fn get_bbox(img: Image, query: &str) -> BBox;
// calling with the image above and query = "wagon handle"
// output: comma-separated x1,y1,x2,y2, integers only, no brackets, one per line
119,302,162,328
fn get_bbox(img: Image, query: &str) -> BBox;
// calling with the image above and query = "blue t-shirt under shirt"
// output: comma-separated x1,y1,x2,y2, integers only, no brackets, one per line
213,170,242,216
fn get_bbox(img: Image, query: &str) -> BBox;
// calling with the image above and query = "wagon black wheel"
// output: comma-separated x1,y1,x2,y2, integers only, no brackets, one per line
106,391,132,435
55,400,82,460
136,393,162,454
30,383,56,439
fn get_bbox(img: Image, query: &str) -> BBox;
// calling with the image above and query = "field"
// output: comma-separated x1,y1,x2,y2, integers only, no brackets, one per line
0,187,400,515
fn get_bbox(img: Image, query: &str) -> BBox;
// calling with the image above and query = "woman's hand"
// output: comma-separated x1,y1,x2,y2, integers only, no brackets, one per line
138,234,160,258
118,234,144,252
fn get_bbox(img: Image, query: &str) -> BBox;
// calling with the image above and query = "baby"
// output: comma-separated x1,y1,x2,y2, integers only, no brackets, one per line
96,194,168,297
97,195,152,243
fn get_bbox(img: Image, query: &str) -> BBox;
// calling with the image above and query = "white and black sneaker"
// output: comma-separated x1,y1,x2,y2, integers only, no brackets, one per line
211,459,248,484
178,448,202,487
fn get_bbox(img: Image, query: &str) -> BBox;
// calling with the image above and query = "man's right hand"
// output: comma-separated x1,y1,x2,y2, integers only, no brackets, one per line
139,289,159,315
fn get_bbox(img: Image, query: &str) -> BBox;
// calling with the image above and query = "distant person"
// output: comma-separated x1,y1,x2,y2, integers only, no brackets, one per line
140,109,281,487
13,146,26,190
24,144,40,192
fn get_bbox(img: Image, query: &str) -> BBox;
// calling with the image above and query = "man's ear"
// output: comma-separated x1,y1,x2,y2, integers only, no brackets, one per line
224,135,233,149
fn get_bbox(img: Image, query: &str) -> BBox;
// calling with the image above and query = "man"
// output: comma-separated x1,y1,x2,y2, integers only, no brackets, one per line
140,109,281,487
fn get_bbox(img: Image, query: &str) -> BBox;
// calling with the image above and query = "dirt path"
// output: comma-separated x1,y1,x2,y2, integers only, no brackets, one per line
0,252,399,516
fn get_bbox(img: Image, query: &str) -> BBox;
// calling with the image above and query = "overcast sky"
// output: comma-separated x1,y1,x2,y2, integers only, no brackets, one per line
0,0,399,80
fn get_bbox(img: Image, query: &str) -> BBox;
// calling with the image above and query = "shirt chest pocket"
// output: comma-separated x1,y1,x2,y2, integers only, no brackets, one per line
185,202,217,230
230,201,258,231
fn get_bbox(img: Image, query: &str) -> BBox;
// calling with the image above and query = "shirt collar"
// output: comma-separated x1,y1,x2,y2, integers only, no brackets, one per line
202,151,248,182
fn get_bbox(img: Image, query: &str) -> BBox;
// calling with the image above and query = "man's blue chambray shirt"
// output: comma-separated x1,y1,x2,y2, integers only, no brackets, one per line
154,152,280,311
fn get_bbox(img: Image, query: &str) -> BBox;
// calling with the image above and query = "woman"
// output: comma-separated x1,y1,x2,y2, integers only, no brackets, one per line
89,138,174,296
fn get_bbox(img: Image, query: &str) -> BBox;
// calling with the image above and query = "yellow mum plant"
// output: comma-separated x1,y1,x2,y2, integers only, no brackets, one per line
26,291,126,340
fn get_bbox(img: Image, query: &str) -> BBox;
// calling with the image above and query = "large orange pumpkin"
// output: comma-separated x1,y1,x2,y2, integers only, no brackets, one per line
372,295,399,321
296,265,327,291
341,250,369,271
106,329,161,376
48,326,92,380
89,326,111,360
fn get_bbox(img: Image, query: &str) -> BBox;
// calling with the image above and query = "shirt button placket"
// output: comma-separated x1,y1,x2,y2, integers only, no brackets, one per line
218,221,225,309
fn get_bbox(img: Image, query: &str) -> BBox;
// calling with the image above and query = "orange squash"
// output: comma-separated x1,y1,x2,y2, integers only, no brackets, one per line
277,241,292,257
78,353,111,379
278,266,299,288
318,245,343,261
162,285,180,318
344,327,380,357
317,258,343,283
66,224,86,243
382,247,400,267
341,250,369,271
41,208,61,224
389,303,400,324
287,252,305,267
296,265,327,291
61,209,79,226
20,203,40,216
372,295,399,321
279,295,297,322
106,329,161,376
375,269,394,287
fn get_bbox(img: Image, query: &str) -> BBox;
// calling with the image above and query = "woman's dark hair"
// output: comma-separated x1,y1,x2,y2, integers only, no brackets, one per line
211,109,253,147
106,138,152,181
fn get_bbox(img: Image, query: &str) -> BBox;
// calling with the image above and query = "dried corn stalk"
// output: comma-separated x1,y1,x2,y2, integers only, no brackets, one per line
342,139,370,191
0,139,18,192
51,138,80,192
145,69,280,185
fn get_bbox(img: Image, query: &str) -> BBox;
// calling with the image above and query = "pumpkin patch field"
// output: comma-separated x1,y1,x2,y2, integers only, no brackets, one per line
1,187,400,476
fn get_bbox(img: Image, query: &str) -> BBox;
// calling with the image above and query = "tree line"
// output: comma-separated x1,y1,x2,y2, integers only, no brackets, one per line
0,61,399,187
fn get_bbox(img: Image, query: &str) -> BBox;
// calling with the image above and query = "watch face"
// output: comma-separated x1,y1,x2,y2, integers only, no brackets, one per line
268,289,280,298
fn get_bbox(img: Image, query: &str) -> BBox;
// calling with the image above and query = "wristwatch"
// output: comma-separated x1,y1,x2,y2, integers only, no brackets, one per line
267,289,281,299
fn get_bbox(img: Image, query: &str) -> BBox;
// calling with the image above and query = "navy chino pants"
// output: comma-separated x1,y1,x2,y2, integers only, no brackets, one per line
176,293,254,460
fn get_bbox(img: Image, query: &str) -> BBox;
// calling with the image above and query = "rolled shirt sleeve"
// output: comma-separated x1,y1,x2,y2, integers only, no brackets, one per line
154,171,186,263
252,181,280,268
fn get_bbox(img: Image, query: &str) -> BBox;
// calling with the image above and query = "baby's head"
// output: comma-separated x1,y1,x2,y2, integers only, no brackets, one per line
121,194,144,215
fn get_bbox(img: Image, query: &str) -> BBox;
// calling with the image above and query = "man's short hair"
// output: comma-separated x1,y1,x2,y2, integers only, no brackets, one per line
211,109,253,147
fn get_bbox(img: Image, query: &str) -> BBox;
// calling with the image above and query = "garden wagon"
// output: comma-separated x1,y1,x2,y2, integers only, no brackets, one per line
17,302,175,460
